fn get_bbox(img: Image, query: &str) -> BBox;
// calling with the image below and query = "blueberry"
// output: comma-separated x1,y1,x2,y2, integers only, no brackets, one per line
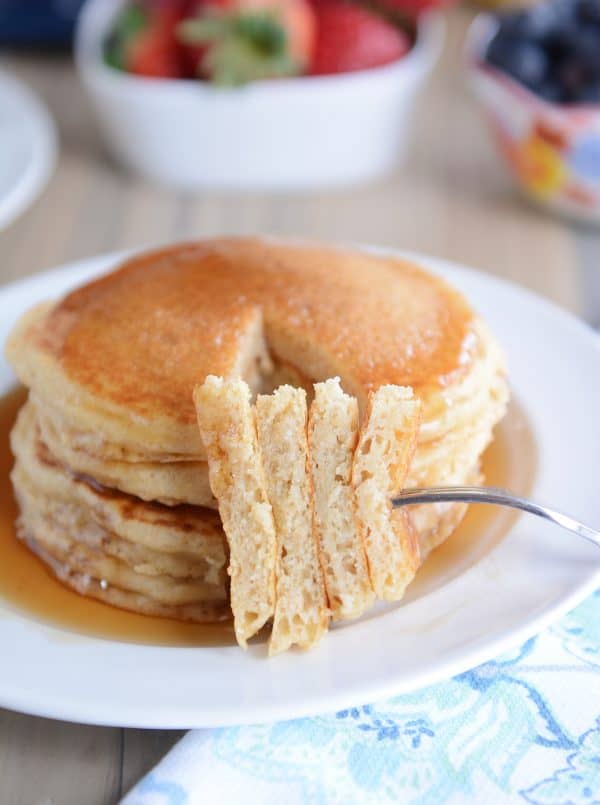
576,83,600,103
578,0,600,25
558,57,589,99
489,0,600,105
545,24,582,60
553,0,581,24
576,28,600,75
498,5,559,40
487,34,549,89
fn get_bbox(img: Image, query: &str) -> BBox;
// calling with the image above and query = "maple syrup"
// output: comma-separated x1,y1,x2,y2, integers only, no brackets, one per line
0,387,536,645
0,386,236,646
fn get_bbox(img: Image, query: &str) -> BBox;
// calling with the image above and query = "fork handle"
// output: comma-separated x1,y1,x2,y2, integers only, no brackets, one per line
391,486,600,549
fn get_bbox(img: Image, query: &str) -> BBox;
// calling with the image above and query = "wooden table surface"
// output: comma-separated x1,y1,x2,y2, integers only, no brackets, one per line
0,9,598,804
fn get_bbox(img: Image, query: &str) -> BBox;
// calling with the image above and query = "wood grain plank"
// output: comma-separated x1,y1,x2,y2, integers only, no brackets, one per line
120,730,185,797
0,709,121,805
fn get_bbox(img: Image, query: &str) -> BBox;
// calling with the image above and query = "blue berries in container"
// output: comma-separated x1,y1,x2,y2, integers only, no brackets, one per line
486,0,600,105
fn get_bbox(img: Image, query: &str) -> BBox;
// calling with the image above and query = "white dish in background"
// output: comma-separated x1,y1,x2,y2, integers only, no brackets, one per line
75,0,443,191
0,70,56,231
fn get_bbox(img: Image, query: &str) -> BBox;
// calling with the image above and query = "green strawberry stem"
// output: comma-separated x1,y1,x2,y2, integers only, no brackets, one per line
178,11,299,86
104,4,148,71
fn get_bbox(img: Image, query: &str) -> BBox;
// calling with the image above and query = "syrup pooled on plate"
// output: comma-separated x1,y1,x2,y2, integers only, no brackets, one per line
0,387,236,647
0,387,536,645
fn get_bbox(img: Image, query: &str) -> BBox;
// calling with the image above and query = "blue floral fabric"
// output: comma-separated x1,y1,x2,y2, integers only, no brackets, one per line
123,589,600,805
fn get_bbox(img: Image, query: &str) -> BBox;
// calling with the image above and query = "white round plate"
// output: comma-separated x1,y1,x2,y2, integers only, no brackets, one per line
0,70,57,230
0,248,598,728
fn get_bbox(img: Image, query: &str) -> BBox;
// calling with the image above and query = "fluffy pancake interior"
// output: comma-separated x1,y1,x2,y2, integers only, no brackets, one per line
256,385,328,655
352,386,422,601
194,375,277,648
309,378,374,621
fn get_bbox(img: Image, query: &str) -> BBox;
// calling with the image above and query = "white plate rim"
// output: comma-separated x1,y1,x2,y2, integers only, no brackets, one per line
0,244,598,729
0,69,57,231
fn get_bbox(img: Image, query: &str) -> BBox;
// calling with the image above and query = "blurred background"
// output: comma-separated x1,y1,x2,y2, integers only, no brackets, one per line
0,0,599,324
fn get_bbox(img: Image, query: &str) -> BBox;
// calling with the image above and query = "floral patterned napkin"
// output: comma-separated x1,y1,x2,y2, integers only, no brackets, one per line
122,589,600,805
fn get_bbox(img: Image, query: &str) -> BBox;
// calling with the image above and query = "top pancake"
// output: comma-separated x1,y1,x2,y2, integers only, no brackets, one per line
6,238,474,458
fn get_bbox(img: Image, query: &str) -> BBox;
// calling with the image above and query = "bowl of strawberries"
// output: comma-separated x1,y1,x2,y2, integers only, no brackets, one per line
76,0,444,190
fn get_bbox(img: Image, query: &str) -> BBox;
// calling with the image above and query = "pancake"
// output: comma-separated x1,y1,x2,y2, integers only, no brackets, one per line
352,386,422,601
256,385,328,655
32,396,214,507
13,466,221,583
10,401,230,622
17,499,226,608
10,410,475,626
4,237,510,631
18,530,229,622
308,378,374,621
11,401,226,566
194,376,277,649
6,238,474,463
30,328,505,510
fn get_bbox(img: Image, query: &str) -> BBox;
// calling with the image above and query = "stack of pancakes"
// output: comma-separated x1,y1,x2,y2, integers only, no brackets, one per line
6,238,509,623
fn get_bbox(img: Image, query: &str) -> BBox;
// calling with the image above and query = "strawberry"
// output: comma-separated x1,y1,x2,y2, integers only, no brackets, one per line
127,26,182,77
308,0,411,76
105,2,186,78
178,0,315,84
177,0,210,76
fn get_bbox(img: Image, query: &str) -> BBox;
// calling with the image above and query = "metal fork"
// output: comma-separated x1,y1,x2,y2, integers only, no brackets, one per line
392,487,600,549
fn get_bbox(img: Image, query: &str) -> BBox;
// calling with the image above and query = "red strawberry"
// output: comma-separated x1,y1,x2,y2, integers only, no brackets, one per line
128,27,182,77
106,2,186,78
177,0,210,76
308,0,411,76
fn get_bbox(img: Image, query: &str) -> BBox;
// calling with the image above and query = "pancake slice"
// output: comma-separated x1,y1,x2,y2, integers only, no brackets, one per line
352,385,422,601
16,525,229,623
309,378,374,621
10,401,226,565
32,397,216,508
194,376,277,648
256,386,328,655
17,501,225,608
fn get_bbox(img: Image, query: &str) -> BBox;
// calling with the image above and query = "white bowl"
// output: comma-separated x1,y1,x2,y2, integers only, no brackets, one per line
75,0,443,191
